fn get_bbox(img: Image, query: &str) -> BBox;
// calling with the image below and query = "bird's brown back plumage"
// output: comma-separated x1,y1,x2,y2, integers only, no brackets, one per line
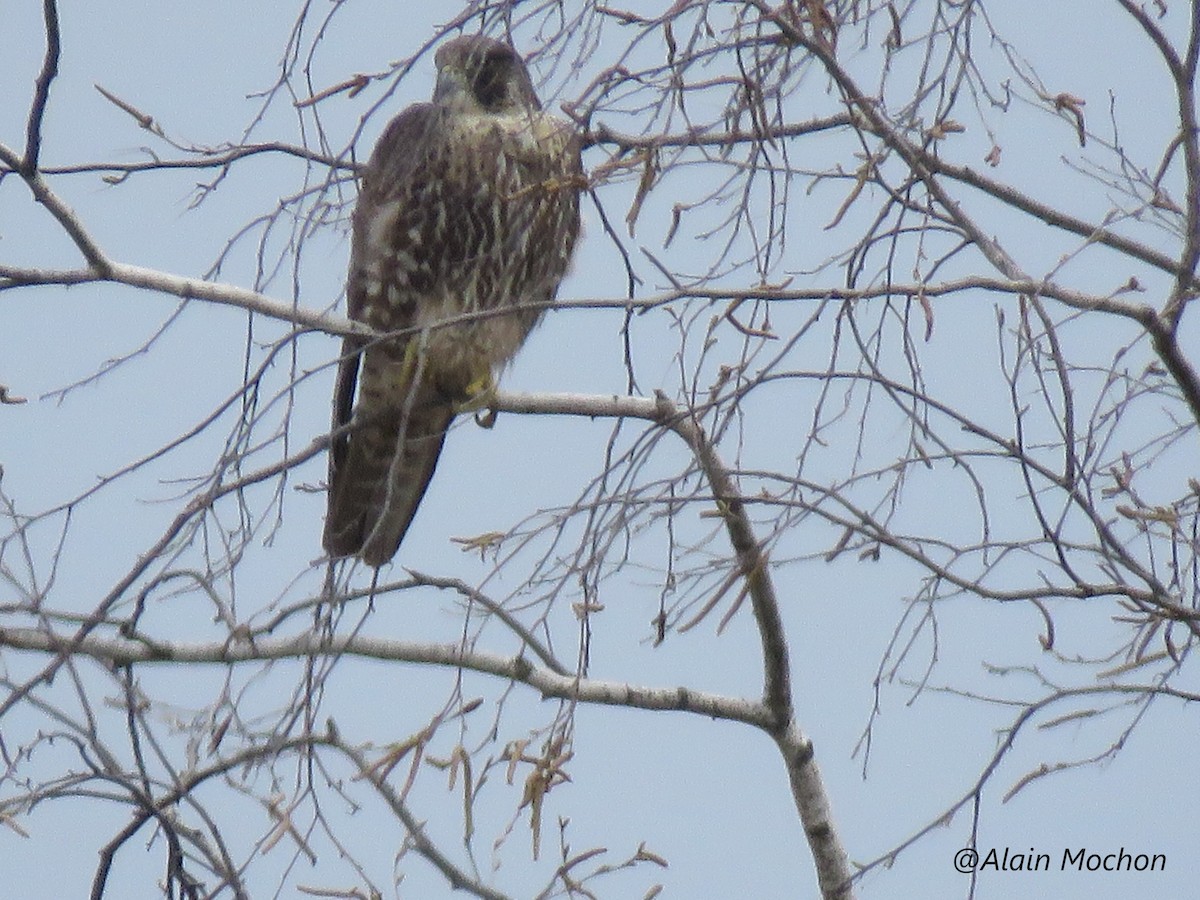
322,36,582,566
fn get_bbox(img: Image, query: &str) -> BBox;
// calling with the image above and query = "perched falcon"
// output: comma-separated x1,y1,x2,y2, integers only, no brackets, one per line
323,35,583,566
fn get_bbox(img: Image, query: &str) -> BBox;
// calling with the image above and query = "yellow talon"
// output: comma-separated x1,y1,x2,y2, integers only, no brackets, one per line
399,337,423,379
462,371,494,401
455,371,498,428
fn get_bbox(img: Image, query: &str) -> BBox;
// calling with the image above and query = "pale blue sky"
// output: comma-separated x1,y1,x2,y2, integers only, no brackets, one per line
2,2,1197,898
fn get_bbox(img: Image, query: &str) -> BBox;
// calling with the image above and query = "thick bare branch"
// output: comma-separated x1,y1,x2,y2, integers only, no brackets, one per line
0,626,776,728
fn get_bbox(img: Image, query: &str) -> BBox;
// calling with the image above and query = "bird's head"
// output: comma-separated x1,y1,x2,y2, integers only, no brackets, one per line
433,36,542,115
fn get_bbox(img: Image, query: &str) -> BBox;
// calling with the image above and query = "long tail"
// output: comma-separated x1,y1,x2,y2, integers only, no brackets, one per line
323,361,454,567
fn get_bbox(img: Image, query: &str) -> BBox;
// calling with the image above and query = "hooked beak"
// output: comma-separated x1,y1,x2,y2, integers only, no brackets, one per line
433,66,467,104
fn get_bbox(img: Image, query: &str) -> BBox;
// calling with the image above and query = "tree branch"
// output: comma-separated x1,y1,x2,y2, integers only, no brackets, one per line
0,259,363,337
0,142,109,272
22,0,61,173
497,389,854,900
0,626,776,729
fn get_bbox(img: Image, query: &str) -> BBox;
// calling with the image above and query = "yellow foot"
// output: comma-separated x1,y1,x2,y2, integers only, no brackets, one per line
455,372,498,429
